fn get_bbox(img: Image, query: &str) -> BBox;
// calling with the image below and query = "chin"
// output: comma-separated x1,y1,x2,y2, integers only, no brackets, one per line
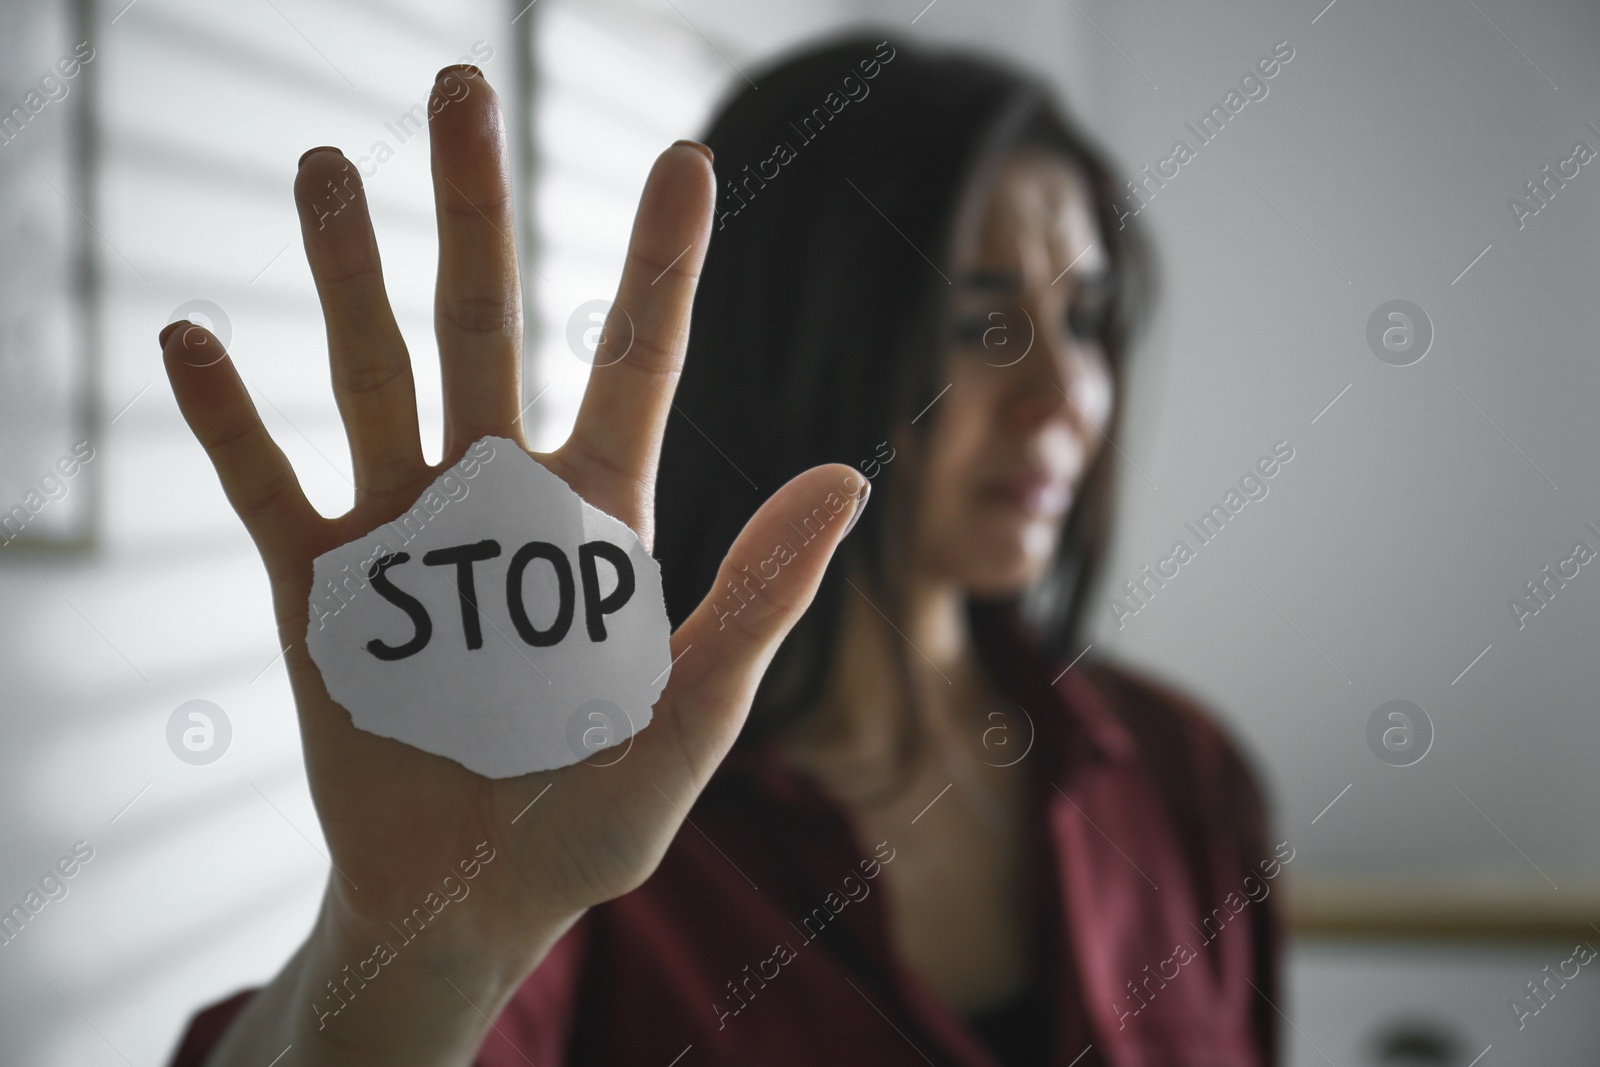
957,525,1059,596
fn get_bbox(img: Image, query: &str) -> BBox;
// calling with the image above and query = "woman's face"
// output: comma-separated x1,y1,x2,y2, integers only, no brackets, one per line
913,148,1115,596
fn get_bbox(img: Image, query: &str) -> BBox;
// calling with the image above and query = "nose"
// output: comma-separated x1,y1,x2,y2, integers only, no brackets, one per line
1010,305,1099,436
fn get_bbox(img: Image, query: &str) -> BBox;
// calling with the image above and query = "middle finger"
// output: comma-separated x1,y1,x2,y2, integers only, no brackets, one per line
428,65,524,459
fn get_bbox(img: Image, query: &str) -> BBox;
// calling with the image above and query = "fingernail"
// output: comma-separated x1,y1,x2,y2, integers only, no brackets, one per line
298,145,343,169
672,138,714,164
158,320,186,350
841,477,872,539
437,63,481,82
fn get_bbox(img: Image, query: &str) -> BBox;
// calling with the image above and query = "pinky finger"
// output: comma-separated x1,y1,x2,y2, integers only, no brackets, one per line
161,320,317,570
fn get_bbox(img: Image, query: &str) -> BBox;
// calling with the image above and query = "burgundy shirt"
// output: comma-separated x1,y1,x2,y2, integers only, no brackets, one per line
170,631,1281,1067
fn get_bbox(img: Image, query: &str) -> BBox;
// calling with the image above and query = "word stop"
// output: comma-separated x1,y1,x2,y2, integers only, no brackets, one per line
364,538,636,661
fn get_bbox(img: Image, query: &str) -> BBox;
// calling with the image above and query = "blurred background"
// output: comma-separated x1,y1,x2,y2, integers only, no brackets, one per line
3,0,1599,1063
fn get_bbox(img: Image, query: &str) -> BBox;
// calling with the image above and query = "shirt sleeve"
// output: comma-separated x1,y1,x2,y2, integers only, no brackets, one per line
166,989,255,1067
165,914,592,1067
1213,715,1283,1064
1083,661,1284,1065
1183,691,1283,1064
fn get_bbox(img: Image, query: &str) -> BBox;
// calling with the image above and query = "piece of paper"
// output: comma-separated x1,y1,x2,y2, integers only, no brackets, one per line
305,436,671,778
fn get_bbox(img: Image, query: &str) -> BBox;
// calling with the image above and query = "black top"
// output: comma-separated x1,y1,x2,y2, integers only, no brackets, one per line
966,985,1054,1067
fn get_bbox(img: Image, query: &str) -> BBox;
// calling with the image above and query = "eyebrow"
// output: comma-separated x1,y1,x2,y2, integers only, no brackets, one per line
961,269,1020,292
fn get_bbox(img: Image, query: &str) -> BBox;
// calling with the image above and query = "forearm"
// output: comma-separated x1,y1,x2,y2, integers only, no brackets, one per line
202,890,582,1067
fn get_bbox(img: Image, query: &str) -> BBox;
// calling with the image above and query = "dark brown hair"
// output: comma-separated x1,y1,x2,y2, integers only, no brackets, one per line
655,33,1157,798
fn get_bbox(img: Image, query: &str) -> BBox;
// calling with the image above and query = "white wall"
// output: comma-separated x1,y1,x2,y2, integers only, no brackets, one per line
1076,0,1600,889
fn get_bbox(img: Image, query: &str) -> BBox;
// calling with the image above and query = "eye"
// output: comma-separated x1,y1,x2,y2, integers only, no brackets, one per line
951,312,993,347
1066,295,1111,341
950,309,1022,352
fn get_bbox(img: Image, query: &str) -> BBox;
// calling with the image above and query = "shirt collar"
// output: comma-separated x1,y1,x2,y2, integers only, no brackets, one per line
975,607,1138,771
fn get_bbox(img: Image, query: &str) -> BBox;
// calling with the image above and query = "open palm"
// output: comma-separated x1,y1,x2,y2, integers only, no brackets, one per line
161,66,864,950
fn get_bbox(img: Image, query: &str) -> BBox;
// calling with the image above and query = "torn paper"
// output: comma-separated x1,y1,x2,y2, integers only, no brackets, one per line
305,436,670,778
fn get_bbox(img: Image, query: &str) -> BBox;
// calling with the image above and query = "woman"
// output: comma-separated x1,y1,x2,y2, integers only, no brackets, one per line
167,34,1280,1067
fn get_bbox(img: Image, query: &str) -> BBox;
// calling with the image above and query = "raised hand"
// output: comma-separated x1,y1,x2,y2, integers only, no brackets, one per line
162,65,865,1065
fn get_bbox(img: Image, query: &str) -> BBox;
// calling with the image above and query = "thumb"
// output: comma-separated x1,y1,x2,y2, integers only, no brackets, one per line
655,463,870,781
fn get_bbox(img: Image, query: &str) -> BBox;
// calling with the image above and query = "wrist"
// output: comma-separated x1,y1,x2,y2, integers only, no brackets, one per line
317,884,580,994
274,891,582,1064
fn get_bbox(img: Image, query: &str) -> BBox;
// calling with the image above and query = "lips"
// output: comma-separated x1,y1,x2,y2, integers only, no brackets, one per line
982,468,1071,518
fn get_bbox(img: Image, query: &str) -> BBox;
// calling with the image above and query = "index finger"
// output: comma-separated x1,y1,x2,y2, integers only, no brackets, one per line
161,321,318,574
559,141,715,527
